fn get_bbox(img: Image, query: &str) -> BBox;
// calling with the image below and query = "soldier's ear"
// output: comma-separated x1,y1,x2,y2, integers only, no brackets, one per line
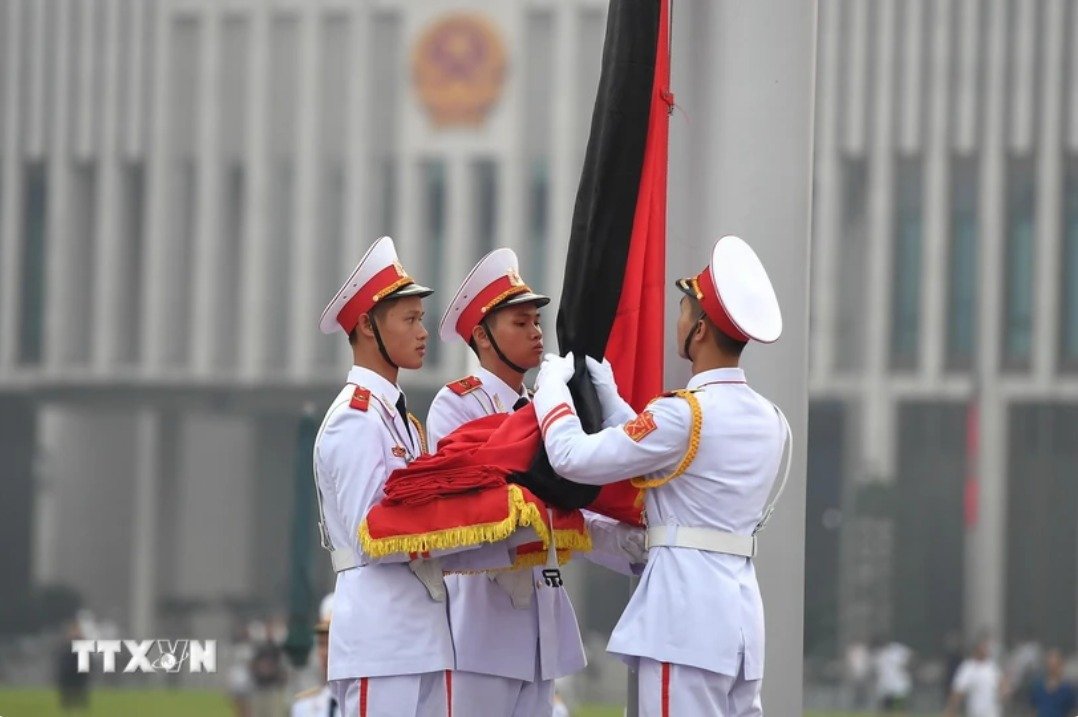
472,323,491,349
693,316,712,346
357,313,377,340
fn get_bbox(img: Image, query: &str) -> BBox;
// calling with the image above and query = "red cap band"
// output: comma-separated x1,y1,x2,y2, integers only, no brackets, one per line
455,275,531,342
336,265,414,333
695,268,749,343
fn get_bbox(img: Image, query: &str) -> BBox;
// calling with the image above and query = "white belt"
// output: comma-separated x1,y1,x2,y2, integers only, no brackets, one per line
331,548,358,573
646,526,756,558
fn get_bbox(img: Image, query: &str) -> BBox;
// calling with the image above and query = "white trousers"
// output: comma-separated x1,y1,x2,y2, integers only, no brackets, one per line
637,658,762,717
450,671,554,717
330,672,449,717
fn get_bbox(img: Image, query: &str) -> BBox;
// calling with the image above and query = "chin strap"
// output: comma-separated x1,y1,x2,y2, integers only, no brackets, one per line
369,316,399,369
482,318,528,375
682,311,706,362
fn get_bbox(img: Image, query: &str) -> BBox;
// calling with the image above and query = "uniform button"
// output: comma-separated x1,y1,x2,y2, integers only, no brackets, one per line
535,580,543,589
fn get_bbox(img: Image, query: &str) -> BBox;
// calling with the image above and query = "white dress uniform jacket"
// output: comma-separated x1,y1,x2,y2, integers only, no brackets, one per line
315,366,456,681
537,367,785,681
426,366,587,683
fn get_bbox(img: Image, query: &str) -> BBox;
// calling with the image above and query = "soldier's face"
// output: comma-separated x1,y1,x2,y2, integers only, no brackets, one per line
377,296,429,370
481,304,544,370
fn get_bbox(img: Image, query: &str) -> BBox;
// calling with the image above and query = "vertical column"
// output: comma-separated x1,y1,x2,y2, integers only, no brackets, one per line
343,5,371,264
238,8,269,376
1008,0,1038,154
0,0,25,367
395,151,421,280
32,409,62,584
864,0,898,475
43,1,74,368
953,0,981,154
191,7,222,375
92,0,125,369
498,10,527,262
289,6,320,378
129,408,163,637
124,0,148,160
895,0,925,155
394,10,420,269
1032,0,1065,385
141,1,173,370
811,0,843,378
967,0,1009,643
442,156,472,377
921,0,954,379
1068,0,1078,152
24,0,46,159
547,4,579,343
688,1,817,710
841,0,870,155
73,0,97,161
0,398,37,612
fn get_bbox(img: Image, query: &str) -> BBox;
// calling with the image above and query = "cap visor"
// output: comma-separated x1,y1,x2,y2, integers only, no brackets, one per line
384,283,433,300
494,292,550,310
674,278,698,299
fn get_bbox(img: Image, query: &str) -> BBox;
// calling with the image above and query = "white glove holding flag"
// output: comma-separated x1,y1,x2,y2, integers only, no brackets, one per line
585,355,636,427
533,352,578,435
535,351,576,388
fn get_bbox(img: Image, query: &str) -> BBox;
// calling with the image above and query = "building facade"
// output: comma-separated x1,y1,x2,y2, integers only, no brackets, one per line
2,0,1072,669
809,0,1078,655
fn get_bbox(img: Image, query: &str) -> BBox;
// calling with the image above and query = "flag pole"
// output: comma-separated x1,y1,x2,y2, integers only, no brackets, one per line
626,2,673,713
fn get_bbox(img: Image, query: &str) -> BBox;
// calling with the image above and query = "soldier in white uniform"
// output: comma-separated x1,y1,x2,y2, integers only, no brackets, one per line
291,593,336,717
428,248,646,717
532,236,792,717
315,236,506,717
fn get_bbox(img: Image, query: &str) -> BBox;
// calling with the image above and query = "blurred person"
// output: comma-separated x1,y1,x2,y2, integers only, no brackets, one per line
945,637,1009,717
533,236,790,715
872,639,912,712
942,631,964,701
844,640,871,710
291,594,337,717
1009,629,1044,712
1028,648,1076,717
226,623,254,717
75,609,98,641
250,616,288,717
55,619,90,712
428,248,646,717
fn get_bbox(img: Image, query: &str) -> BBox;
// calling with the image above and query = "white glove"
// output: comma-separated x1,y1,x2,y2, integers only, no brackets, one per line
535,351,576,389
533,352,579,433
491,568,535,610
408,558,446,602
585,356,636,426
619,526,648,564
585,513,648,575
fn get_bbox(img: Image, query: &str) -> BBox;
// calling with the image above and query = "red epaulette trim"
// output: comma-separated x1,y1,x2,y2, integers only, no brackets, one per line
349,386,371,411
447,375,483,396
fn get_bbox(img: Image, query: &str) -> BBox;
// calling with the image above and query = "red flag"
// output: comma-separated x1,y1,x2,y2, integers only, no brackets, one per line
605,0,671,410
